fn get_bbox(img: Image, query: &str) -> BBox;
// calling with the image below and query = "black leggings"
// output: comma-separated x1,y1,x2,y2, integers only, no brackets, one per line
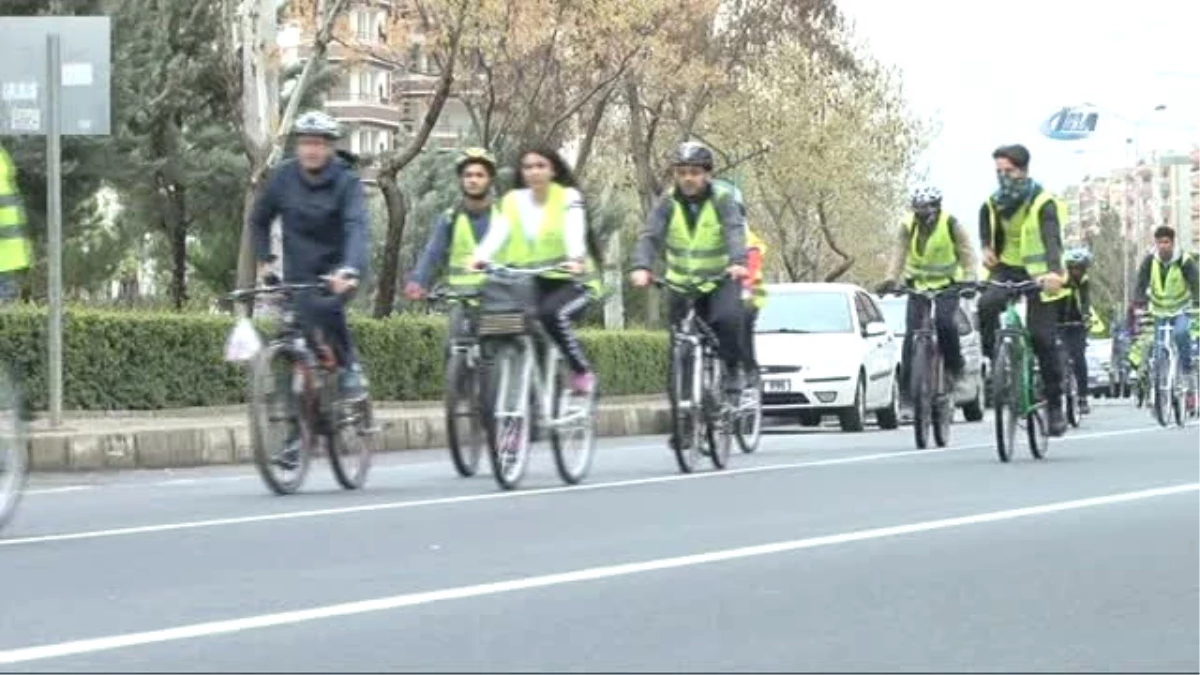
1059,323,1088,394
535,277,591,375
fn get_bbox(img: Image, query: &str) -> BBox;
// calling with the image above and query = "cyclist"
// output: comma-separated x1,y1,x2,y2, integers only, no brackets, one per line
404,148,500,342
742,222,767,387
470,146,601,394
1060,246,1093,414
1134,225,1199,381
629,141,749,398
250,110,370,401
977,144,1070,436
879,185,977,405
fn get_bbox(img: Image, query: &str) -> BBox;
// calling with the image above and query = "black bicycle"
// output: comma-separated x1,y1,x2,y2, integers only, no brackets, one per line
885,283,976,450
654,275,736,473
424,286,485,478
1057,319,1086,429
229,281,377,494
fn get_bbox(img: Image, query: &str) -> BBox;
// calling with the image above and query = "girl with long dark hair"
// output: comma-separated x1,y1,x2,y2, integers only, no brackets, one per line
471,147,599,393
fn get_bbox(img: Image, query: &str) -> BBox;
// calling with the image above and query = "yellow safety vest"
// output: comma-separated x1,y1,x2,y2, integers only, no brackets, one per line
444,206,495,291
664,185,732,293
0,147,30,273
903,211,959,290
498,184,601,293
1148,254,1193,317
984,190,1068,301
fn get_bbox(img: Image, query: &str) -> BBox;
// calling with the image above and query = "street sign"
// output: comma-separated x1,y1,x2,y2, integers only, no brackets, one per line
1040,104,1100,141
0,17,111,136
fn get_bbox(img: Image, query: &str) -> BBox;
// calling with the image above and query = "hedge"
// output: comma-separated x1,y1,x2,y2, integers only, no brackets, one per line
0,307,669,411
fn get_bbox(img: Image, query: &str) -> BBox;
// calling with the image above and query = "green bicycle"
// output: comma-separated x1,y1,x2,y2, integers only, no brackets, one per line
986,279,1050,463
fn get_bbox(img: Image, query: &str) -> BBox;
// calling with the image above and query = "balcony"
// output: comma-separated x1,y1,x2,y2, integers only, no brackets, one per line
324,93,401,127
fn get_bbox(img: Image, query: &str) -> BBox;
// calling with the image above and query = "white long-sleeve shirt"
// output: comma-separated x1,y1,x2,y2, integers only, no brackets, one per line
474,186,587,263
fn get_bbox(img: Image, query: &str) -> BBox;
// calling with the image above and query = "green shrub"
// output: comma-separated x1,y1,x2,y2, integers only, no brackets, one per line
0,307,668,410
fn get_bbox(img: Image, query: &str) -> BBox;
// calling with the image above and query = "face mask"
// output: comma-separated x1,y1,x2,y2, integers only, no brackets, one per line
916,206,938,223
996,174,1029,203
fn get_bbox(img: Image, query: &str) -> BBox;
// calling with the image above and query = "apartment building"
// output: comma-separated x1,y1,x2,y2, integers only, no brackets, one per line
280,0,474,182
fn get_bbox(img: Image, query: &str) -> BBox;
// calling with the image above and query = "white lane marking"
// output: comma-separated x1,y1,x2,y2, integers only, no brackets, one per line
0,482,1193,665
23,486,94,495
2,422,1194,548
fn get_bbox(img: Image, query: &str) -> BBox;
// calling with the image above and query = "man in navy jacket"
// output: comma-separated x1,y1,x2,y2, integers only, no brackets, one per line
251,110,370,400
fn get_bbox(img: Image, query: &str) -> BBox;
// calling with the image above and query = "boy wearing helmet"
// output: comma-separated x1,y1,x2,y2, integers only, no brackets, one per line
405,148,501,341
1060,247,1093,413
879,186,978,404
251,110,370,402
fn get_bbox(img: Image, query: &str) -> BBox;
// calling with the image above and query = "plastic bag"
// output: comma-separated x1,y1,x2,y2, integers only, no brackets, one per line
224,317,262,363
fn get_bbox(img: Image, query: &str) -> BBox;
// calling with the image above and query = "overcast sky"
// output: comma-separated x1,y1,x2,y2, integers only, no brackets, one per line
837,0,1200,223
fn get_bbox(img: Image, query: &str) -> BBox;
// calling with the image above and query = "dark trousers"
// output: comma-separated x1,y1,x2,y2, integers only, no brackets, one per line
296,292,358,367
668,277,745,371
1059,323,1088,395
978,265,1064,402
901,292,963,393
742,305,759,372
535,277,591,375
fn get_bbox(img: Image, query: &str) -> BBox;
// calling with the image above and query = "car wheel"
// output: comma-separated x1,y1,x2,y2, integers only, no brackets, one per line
839,373,867,433
961,375,985,422
876,371,900,430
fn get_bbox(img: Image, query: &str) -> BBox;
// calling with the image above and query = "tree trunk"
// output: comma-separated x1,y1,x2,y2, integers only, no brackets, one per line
373,174,407,318
170,214,188,310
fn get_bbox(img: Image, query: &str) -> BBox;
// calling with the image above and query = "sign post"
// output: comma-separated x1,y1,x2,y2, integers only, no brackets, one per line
0,17,111,427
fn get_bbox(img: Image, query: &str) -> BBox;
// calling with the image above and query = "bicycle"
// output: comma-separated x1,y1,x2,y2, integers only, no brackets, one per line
985,279,1050,463
424,286,485,478
0,362,27,532
476,264,598,490
885,283,976,450
1057,319,1086,429
229,280,377,495
735,367,763,454
654,275,737,474
1148,312,1190,428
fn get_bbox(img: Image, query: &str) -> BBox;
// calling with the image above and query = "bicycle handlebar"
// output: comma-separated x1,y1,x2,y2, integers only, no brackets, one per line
423,285,482,303
649,274,731,296
228,282,327,303
981,279,1043,295
481,262,574,277
882,282,979,299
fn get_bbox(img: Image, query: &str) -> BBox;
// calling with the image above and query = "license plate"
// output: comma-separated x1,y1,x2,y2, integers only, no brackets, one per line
765,379,791,393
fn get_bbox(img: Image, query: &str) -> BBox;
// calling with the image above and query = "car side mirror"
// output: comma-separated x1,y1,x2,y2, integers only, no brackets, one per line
864,321,888,338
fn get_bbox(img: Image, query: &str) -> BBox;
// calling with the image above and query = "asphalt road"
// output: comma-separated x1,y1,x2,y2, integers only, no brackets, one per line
1,400,1196,673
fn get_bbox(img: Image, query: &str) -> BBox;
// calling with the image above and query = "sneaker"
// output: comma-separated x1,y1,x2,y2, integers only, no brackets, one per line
339,364,368,401
570,371,596,394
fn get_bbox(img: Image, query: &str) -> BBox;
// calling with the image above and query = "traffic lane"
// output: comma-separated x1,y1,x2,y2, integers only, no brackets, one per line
10,484,1196,672
0,421,1192,652
8,415,985,537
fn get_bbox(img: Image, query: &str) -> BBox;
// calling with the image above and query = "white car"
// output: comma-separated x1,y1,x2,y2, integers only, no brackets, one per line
755,283,900,432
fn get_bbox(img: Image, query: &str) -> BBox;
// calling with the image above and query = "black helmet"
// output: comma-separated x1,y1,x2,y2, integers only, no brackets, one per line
672,141,714,170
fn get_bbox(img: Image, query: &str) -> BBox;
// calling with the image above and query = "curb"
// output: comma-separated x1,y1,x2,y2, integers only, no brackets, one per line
27,399,673,472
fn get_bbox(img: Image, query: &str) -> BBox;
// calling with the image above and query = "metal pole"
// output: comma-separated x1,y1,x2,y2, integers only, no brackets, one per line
46,34,63,427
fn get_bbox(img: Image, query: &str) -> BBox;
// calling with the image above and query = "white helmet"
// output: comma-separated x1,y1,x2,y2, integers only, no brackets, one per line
291,110,341,139
910,185,943,208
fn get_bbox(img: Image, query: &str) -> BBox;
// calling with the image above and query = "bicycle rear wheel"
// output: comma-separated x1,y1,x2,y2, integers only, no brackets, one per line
0,363,27,531
992,339,1019,463
482,341,532,490
911,342,932,450
328,395,375,490
249,344,313,495
734,378,763,454
669,340,703,473
551,369,597,485
445,351,483,477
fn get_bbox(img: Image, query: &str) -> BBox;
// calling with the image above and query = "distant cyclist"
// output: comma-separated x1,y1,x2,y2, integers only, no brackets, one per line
879,185,978,405
1060,247,1093,414
1134,225,1199,380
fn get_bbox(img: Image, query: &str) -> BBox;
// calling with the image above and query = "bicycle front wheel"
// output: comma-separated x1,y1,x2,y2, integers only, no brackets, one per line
328,395,375,490
911,341,932,450
482,341,532,490
0,363,27,531
706,362,734,470
1171,366,1185,427
1064,363,1081,429
734,376,762,454
248,344,314,495
445,351,483,477
992,339,1019,463
1153,355,1171,427
551,370,597,485
669,340,703,473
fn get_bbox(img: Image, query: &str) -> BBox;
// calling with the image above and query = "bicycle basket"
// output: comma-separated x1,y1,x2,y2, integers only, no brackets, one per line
478,276,535,336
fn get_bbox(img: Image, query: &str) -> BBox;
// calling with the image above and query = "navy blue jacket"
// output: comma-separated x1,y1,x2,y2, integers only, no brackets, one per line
251,157,369,283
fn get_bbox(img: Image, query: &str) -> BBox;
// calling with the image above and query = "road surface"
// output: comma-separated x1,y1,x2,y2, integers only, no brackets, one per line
1,401,1196,672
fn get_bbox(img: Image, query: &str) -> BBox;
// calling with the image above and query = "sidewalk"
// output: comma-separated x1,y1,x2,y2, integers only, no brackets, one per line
26,395,671,471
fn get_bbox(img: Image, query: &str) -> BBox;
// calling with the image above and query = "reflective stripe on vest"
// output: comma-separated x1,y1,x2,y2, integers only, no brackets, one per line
446,207,488,291
985,191,1067,301
903,210,958,289
1149,255,1192,317
665,187,730,291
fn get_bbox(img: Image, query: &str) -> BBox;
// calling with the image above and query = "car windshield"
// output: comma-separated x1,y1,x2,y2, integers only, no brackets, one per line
756,291,854,334
879,297,907,336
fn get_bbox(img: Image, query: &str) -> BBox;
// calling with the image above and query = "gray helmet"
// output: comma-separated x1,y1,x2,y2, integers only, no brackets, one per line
910,185,943,208
291,110,341,139
1065,246,1092,267
672,141,714,170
